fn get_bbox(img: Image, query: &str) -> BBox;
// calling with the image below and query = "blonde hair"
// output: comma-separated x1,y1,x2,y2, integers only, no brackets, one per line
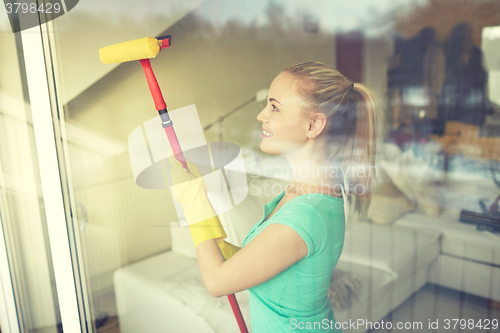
283,61,377,215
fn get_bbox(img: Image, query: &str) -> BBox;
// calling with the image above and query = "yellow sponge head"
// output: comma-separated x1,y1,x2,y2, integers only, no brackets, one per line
99,37,161,64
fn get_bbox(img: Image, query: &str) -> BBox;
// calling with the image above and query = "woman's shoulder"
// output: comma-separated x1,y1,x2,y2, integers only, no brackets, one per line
286,193,343,211
267,195,344,257
271,194,343,228
278,194,345,233
284,184,342,206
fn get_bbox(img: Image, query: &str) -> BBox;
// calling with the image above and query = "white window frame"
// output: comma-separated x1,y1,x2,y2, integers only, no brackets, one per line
20,26,83,333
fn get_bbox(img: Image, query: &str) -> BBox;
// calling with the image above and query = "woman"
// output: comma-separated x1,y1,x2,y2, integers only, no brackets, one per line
169,61,377,332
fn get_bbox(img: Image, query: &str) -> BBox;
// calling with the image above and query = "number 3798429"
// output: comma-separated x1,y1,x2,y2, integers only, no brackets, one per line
5,2,61,14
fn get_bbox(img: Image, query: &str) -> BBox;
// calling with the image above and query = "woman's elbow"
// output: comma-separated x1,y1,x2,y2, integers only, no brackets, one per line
208,281,243,298
202,276,223,298
206,277,235,298
207,283,224,298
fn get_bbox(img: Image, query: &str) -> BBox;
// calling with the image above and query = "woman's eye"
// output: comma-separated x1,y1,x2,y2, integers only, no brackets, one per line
271,104,278,112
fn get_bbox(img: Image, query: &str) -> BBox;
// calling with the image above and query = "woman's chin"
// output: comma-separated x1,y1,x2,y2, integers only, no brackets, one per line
260,141,278,155
260,140,304,156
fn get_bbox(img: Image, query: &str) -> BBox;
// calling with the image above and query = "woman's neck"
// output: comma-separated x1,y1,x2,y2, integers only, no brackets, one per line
285,151,339,196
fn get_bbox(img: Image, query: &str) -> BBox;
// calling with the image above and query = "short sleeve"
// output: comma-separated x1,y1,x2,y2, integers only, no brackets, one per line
266,202,327,258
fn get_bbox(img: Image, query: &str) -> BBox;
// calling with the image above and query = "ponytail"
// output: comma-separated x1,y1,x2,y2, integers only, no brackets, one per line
340,84,377,215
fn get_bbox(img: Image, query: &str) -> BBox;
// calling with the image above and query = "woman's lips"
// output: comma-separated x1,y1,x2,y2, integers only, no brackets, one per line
262,129,273,139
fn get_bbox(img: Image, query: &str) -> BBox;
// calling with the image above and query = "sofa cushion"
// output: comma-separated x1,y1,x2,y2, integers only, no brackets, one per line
339,221,442,274
365,166,415,225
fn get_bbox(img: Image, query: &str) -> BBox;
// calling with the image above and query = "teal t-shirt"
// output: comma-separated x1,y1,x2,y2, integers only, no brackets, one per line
242,190,345,332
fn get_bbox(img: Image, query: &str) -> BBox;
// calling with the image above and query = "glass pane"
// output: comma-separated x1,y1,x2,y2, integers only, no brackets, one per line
0,9,61,333
45,0,500,332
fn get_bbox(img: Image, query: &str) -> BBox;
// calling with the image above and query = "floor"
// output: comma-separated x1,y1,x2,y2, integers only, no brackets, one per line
367,284,500,333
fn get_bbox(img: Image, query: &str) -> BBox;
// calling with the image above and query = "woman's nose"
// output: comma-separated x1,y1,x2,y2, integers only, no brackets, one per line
257,108,267,123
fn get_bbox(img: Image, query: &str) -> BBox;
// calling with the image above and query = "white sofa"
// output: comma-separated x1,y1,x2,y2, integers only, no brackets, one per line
114,207,443,333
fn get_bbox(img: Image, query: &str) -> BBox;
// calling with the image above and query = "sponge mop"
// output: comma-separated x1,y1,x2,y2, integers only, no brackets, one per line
98,36,248,333
99,37,162,64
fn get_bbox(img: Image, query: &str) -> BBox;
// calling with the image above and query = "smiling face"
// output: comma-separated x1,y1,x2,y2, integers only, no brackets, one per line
256,72,313,155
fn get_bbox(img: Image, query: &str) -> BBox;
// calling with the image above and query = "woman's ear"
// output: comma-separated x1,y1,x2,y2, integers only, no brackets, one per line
307,113,327,139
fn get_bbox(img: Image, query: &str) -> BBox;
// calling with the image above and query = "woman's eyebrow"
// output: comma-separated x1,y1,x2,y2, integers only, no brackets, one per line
269,97,283,106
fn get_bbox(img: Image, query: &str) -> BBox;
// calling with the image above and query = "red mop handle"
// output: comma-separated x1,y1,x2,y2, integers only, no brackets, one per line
140,59,167,111
140,59,187,169
228,294,249,333
140,59,249,333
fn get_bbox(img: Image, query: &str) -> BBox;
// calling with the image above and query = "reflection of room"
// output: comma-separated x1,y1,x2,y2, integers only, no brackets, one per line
16,0,500,332
387,20,500,161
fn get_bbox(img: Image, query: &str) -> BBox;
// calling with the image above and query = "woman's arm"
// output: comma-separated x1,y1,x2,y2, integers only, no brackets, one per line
167,153,308,297
196,223,308,298
217,240,241,258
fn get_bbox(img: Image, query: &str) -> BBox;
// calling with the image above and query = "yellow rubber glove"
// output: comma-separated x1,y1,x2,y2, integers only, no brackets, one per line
217,240,241,259
168,151,228,249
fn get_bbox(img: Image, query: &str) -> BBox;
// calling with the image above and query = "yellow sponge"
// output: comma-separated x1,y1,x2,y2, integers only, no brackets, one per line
99,37,161,64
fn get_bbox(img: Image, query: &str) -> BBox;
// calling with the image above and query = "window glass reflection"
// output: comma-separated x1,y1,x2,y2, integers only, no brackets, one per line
42,0,500,331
